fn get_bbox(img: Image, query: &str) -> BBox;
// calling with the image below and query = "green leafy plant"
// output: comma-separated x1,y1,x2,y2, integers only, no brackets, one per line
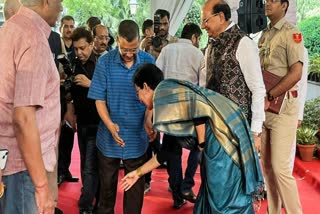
308,55,320,75
303,97,320,130
296,126,318,145
298,16,320,58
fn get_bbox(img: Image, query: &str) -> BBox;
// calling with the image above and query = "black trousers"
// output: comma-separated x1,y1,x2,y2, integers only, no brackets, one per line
162,134,199,201
77,125,99,210
58,123,75,176
97,151,147,214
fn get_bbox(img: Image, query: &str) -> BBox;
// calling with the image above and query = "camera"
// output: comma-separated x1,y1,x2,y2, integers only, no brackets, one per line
152,14,162,48
57,54,74,76
57,54,75,91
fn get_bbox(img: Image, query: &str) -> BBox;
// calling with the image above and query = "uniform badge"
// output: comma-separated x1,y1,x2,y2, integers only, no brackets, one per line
293,33,302,43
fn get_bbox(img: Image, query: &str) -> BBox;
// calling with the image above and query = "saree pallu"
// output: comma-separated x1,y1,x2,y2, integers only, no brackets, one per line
153,79,263,214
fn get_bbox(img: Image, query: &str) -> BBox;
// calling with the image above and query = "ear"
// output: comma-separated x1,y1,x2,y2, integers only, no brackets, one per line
43,0,50,9
191,34,197,44
282,2,288,12
143,82,150,90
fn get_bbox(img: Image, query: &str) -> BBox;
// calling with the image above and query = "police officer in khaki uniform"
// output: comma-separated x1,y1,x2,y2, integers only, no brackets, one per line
258,0,303,213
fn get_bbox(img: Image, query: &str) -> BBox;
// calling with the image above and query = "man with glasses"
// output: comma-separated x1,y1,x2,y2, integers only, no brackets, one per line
70,27,100,214
201,0,266,153
93,24,109,56
258,0,303,213
88,20,155,214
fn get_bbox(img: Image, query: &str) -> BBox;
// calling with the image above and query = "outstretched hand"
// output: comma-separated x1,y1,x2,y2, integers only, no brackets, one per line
120,170,140,191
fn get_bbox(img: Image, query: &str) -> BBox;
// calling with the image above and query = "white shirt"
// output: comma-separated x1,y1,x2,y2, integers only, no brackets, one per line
218,22,266,133
298,48,309,120
156,39,204,85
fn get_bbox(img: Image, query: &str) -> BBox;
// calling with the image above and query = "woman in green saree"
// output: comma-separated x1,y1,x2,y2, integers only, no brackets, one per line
121,63,263,213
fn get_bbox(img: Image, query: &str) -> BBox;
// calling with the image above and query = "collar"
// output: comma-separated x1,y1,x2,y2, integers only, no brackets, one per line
268,17,286,31
76,52,96,65
93,49,108,57
177,38,192,45
224,21,235,32
210,23,239,47
19,6,51,39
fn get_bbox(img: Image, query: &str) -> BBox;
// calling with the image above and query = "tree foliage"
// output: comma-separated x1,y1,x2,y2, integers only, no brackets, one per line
63,0,150,37
297,16,320,58
297,0,320,21
175,0,208,49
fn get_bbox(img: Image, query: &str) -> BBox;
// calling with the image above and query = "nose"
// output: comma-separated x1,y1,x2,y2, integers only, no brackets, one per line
201,22,206,29
126,52,134,58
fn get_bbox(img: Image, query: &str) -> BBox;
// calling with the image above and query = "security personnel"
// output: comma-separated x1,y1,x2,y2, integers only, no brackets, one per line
258,0,304,213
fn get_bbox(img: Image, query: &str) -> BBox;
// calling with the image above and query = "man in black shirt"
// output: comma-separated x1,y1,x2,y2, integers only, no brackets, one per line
70,27,100,214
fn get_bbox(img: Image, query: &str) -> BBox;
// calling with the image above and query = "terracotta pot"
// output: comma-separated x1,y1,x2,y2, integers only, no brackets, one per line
297,144,316,162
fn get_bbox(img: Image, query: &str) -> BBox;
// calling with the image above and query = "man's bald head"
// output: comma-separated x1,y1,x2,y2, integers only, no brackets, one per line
4,0,21,20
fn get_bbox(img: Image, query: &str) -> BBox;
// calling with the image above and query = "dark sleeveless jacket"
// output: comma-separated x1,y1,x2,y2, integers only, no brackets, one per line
206,25,252,122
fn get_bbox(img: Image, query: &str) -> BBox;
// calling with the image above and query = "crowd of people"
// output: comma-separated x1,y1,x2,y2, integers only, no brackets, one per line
0,0,308,214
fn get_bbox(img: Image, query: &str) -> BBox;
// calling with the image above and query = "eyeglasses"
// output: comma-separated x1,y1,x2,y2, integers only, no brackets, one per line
119,47,139,54
201,13,219,25
263,0,281,3
96,35,110,41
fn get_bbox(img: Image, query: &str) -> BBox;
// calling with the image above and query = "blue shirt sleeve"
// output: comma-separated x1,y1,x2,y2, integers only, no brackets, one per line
88,55,107,100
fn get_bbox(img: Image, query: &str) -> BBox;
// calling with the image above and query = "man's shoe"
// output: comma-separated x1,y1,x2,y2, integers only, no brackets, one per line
65,171,79,182
157,161,167,169
65,176,79,182
58,173,79,186
180,190,197,203
55,207,63,214
173,198,186,209
144,183,151,194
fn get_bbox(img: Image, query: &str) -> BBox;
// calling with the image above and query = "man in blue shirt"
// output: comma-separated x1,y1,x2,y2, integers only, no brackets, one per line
88,20,155,214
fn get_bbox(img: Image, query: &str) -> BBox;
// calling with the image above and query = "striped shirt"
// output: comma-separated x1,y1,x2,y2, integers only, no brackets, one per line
88,48,155,159
0,7,61,175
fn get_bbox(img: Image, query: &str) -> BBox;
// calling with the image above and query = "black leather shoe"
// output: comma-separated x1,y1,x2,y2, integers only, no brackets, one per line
55,207,63,214
65,171,79,182
58,173,79,186
65,175,79,182
180,190,197,203
173,198,186,209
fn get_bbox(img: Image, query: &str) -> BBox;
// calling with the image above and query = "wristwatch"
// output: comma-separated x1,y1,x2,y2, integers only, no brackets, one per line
267,92,274,101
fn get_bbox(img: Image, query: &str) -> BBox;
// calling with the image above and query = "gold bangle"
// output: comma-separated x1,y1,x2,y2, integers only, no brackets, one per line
136,167,143,178
0,182,5,198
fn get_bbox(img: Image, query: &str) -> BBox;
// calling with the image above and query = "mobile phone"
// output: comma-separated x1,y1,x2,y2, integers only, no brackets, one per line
0,149,9,170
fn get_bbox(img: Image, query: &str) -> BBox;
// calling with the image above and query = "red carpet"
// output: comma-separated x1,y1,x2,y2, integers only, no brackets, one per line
58,135,320,213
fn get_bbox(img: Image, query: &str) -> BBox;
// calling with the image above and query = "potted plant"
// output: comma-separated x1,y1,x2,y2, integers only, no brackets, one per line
302,98,320,139
296,126,318,161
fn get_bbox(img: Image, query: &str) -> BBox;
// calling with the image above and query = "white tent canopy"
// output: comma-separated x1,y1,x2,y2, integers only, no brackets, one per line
150,0,297,36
